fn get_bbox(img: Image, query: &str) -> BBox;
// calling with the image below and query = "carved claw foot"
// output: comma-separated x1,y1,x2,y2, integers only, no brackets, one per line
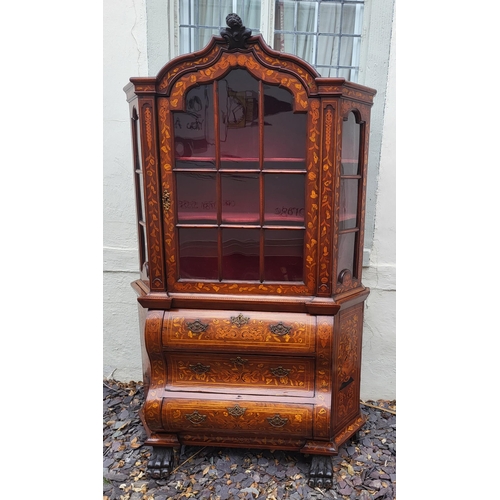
350,430,360,443
147,447,174,479
308,455,333,489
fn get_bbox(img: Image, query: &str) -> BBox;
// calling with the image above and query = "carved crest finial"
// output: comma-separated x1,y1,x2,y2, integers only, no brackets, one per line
220,13,252,49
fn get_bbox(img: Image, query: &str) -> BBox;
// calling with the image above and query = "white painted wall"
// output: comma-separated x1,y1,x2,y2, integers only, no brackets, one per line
103,0,147,380
103,0,396,399
360,3,396,400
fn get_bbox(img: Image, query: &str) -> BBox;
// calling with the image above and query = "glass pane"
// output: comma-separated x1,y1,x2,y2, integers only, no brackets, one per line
339,179,359,230
342,4,362,35
178,27,193,56
219,69,259,159
197,27,220,50
317,66,338,78
179,228,218,280
273,32,293,54
264,229,304,281
174,84,215,158
264,84,306,160
319,3,341,33
221,174,260,224
296,2,317,32
175,159,216,170
263,160,305,171
274,0,297,31
220,160,259,171
138,171,146,221
176,172,217,223
338,35,354,71
337,231,356,278
341,112,360,174
265,174,305,226
317,35,339,68
222,228,260,280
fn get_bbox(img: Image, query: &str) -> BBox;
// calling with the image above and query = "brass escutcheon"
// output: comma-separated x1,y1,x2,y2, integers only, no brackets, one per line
270,366,291,378
227,405,247,417
230,356,248,366
269,322,292,336
162,189,171,213
267,414,289,428
230,313,250,327
189,362,211,374
185,410,207,425
186,319,209,334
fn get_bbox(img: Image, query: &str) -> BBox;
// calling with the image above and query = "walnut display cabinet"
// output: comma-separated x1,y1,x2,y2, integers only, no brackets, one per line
124,14,376,488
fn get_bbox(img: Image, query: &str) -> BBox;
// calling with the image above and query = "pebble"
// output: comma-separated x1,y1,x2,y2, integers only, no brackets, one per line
103,380,396,499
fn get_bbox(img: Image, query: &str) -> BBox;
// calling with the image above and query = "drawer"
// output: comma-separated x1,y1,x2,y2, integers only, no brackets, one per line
166,352,315,397
162,309,316,354
162,399,313,437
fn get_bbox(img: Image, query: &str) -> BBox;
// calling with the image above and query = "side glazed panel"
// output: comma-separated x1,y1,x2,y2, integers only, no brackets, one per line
334,100,371,294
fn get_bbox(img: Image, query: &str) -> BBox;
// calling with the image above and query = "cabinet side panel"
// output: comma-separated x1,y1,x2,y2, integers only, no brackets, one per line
142,310,166,432
332,302,364,433
314,315,333,439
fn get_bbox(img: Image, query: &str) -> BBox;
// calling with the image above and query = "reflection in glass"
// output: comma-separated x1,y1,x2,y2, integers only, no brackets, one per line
264,230,304,281
337,231,356,279
176,172,217,223
220,160,259,171
222,228,260,280
219,70,259,159
339,179,359,230
221,174,260,224
173,83,215,158
264,174,305,226
264,84,306,160
341,112,360,174
175,160,216,170
179,228,218,280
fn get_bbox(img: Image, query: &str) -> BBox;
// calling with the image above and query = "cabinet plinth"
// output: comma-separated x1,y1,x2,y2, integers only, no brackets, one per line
125,13,375,488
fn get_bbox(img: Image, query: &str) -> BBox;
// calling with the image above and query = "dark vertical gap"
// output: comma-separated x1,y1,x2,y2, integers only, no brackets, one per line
259,80,265,282
214,80,223,281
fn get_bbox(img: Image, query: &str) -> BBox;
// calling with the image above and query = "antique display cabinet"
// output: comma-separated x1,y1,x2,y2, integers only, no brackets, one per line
124,14,376,487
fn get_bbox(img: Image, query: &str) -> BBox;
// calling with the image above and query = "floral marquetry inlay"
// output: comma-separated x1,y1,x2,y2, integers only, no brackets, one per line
126,26,376,469
163,311,316,353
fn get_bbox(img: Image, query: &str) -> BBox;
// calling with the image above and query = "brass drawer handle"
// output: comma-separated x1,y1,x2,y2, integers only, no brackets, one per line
270,366,291,378
230,313,250,327
227,405,247,417
187,319,209,334
185,410,206,425
230,356,248,366
269,322,292,336
267,414,289,428
189,362,210,374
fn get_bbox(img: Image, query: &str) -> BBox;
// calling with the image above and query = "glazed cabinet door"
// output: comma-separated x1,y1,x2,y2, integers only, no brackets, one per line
159,65,321,297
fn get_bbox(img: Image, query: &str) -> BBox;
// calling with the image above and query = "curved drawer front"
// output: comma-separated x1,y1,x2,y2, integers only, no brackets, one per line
162,309,316,354
166,352,315,397
162,399,313,437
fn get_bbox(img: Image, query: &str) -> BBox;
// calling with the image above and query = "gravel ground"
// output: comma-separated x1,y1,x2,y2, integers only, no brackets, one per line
103,380,396,500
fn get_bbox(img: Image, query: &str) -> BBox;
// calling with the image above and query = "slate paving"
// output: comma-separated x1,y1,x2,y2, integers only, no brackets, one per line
103,380,396,499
